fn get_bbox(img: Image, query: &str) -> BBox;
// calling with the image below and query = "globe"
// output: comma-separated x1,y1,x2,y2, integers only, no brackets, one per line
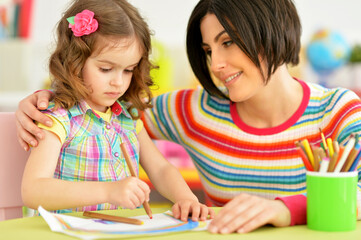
306,29,351,85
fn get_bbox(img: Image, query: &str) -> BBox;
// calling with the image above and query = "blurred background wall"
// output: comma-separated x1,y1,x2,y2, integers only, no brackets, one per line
1,0,361,110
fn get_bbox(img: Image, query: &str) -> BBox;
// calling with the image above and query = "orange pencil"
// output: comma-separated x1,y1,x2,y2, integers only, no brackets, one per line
296,146,314,171
120,143,153,219
83,211,143,225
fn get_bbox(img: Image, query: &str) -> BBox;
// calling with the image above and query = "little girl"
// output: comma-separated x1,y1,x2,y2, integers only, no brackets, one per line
21,0,213,222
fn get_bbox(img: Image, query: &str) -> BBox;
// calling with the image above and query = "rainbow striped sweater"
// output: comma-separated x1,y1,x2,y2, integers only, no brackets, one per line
142,80,361,225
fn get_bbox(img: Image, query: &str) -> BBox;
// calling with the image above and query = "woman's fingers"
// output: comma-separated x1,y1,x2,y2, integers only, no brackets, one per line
36,90,52,110
15,111,40,148
15,92,54,148
208,194,291,234
208,194,284,234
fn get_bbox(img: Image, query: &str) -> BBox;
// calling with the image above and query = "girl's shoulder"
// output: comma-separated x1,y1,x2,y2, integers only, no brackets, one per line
41,101,71,123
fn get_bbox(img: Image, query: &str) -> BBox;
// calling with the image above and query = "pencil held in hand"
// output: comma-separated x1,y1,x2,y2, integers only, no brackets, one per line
83,211,143,225
120,143,153,219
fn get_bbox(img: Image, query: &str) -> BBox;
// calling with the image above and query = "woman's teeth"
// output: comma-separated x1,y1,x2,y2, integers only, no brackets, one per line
225,72,241,83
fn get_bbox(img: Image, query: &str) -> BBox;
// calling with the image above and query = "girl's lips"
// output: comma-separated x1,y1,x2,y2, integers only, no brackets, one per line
105,92,120,98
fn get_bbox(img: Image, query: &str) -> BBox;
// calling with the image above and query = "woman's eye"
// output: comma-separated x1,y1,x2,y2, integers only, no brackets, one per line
124,68,135,73
203,48,211,57
223,40,233,47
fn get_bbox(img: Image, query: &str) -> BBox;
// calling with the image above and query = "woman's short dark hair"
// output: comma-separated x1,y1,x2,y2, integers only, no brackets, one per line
186,0,301,99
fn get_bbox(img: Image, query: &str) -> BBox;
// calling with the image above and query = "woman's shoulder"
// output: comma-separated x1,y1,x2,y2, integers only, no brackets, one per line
307,82,360,101
305,82,361,114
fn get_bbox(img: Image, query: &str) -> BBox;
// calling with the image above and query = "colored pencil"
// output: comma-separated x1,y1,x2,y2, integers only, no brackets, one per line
319,157,330,173
319,128,329,156
334,136,356,172
326,138,334,157
327,151,339,172
120,143,153,219
301,139,315,167
311,146,320,171
349,150,361,172
296,146,314,171
332,140,340,154
83,211,143,225
342,143,360,172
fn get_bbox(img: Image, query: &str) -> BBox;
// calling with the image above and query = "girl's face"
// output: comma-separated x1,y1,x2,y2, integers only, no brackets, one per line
200,14,265,102
82,37,142,112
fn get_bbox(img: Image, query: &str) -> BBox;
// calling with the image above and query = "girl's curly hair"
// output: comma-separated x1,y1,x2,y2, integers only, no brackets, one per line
49,0,155,118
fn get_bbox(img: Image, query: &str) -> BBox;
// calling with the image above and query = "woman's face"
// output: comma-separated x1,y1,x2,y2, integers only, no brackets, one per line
200,14,265,102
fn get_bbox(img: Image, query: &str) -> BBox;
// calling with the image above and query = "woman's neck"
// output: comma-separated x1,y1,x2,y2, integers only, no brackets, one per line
235,65,304,129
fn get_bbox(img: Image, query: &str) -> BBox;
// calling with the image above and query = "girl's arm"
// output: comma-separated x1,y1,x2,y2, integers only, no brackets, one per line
137,128,214,221
21,130,150,211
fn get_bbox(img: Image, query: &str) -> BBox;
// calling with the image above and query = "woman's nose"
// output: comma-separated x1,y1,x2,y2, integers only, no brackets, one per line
210,51,226,73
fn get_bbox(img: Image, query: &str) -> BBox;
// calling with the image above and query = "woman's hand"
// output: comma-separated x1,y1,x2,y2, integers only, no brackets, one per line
16,90,53,150
208,193,291,234
107,177,151,209
172,199,215,222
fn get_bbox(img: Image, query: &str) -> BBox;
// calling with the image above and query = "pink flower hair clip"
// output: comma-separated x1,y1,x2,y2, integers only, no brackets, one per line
67,10,98,37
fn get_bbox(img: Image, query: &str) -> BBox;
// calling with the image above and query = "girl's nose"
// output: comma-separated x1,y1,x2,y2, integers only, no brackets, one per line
110,71,123,86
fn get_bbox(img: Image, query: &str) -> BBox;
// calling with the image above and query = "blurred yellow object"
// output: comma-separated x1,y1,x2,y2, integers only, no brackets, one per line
42,77,51,89
150,39,173,96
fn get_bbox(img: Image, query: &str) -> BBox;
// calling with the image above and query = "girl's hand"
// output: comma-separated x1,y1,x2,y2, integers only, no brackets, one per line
16,90,54,150
107,177,150,209
172,200,215,222
207,193,291,234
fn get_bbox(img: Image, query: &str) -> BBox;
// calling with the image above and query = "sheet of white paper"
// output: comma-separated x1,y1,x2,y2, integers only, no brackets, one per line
38,206,211,239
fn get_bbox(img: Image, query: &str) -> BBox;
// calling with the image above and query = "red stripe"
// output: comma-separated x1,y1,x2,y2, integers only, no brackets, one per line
175,90,300,160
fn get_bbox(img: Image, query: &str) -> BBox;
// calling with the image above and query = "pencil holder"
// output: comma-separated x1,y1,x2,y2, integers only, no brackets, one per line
306,171,357,231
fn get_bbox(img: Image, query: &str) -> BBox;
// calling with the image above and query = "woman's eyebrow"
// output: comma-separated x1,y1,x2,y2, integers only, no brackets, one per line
202,30,227,47
214,30,227,42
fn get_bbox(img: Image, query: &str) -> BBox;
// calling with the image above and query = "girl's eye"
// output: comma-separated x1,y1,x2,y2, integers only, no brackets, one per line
100,68,112,72
125,68,135,73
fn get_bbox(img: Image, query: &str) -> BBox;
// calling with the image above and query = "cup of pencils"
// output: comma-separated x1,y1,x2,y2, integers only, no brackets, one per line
296,130,359,231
